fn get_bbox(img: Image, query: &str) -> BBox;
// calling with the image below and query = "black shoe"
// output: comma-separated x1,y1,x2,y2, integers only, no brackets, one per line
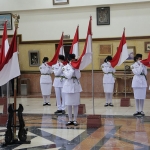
73,121,79,126
109,103,114,107
62,110,66,114
104,103,109,107
43,103,47,106
133,112,140,116
140,111,145,116
54,110,62,114
66,121,74,126
46,103,51,106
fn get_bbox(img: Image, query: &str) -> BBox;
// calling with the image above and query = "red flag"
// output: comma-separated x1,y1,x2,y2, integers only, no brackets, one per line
47,33,63,66
0,29,20,86
0,21,9,63
141,52,150,67
69,26,79,58
71,17,92,69
110,30,128,67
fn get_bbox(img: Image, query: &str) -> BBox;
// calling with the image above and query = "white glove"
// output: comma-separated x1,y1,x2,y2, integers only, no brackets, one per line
107,62,111,67
59,62,64,67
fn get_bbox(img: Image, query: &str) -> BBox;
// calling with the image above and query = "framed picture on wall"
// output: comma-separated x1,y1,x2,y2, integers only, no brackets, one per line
96,7,110,25
0,13,12,30
99,44,112,55
116,46,136,62
144,42,150,52
53,0,69,5
28,50,40,67
126,46,136,61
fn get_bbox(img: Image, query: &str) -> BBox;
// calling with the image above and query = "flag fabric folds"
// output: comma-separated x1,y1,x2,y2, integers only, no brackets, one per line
0,29,20,86
0,21,9,63
110,31,128,67
69,26,79,58
141,52,150,67
47,33,63,66
71,17,92,70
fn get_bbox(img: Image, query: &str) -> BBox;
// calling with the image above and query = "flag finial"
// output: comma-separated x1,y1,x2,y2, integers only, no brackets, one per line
124,27,125,32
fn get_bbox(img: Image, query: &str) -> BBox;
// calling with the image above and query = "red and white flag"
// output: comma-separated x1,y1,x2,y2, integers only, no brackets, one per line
0,29,20,86
110,30,128,67
141,52,150,67
47,33,64,66
0,21,9,63
71,17,92,70
69,26,79,58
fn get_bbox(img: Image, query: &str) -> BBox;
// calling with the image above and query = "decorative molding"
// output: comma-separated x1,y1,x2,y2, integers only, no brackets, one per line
1,34,150,44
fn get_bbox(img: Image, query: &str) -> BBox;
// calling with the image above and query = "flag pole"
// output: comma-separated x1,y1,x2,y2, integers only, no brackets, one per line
90,16,95,115
12,14,20,141
6,82,10,114
123,28,127,98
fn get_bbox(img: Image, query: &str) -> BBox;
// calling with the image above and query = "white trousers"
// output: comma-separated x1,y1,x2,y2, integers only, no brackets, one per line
55,87,65,110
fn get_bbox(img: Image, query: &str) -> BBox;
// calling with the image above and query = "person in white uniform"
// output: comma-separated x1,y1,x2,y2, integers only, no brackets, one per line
101,56,115,107
52,55,66,114
62,54,82,126
39,57,53,106
131,54,147,116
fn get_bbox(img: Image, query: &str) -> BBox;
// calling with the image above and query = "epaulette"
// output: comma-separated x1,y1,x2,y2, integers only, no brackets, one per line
131,66,134,69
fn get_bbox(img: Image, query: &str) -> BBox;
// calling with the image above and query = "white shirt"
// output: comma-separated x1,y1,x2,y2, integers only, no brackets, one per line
52,62,65,87
62,64,82,93
131,62,147,88
101,62,115,84
39,63,53,84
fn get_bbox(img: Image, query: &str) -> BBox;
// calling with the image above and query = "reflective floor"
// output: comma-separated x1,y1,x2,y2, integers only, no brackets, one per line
0,97,150,150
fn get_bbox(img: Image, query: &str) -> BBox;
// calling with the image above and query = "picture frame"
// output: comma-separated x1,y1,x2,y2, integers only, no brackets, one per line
53,0,69,5
0,13,12,30
126,46,136,62
99,44,112,56
96,7,110,25
144,42,150,52
28,50,40,67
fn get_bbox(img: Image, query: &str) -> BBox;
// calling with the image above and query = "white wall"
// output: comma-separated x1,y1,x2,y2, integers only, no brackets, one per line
0,2,150,40
0,0,150,11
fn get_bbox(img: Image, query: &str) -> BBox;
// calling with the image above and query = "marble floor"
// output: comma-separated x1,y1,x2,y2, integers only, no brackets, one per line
0,97,150,149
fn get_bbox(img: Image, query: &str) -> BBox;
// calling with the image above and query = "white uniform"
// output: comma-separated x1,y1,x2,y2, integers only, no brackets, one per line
52,62,66,110
62,64,82,105
131,62,147,99
39,63,53,95
101,62,115,93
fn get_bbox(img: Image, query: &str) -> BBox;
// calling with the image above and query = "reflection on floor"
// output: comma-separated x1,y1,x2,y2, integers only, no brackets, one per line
0,97,150,116
0,115,150,150
0,98,150,149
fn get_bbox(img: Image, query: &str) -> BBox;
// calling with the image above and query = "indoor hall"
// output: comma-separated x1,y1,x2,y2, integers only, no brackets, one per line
0,0,150,149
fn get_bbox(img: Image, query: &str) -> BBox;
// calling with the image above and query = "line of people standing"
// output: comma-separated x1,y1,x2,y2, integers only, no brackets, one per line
39,54,82,126
101,54,148,116
39,52,148,125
